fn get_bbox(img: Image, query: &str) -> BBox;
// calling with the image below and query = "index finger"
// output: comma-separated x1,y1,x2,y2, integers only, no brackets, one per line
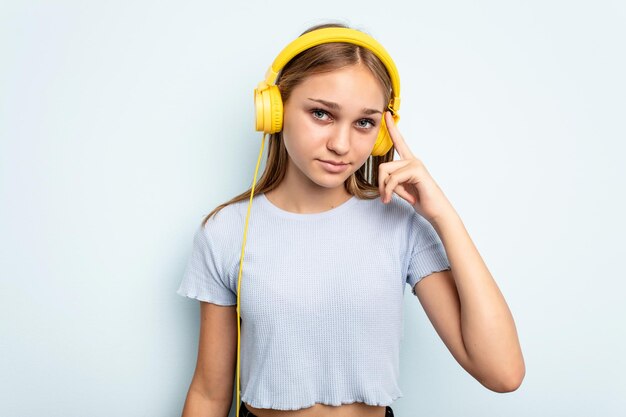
385,111,414,160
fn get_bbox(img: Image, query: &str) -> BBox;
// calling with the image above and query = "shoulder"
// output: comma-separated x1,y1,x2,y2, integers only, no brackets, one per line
387,194,432,227
196,198,250,245
354,194,419,223
354,195,436,242
205,198,247,226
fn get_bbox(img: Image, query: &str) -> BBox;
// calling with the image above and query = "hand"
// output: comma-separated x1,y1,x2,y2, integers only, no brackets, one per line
378,111,455,223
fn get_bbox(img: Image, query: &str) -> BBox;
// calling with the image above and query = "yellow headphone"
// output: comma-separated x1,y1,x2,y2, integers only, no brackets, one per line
236,28,401,416
253,26,402,156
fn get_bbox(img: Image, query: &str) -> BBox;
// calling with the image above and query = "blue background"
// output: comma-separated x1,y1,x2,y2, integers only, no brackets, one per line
1,1,624,415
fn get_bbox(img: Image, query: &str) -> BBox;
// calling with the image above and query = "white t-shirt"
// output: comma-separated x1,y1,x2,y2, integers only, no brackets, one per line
177,192,451,410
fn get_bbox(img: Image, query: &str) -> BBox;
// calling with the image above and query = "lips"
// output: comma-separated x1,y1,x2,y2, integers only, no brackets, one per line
317,159,350,173
318,159,348,166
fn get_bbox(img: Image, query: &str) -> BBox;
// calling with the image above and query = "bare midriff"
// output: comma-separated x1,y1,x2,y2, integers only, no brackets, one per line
244,402,387,417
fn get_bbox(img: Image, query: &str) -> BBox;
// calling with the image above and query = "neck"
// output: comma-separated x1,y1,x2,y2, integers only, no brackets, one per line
265,164,353,214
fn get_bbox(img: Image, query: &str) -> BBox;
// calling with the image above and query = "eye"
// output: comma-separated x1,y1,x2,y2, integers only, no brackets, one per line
357,119,376,130
310,108,331,121
310,108,377,130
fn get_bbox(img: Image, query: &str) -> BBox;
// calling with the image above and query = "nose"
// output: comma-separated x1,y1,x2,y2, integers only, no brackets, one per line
326,122,351,155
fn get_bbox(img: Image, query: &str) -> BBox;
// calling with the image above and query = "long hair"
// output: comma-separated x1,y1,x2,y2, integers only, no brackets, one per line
202,22,395,226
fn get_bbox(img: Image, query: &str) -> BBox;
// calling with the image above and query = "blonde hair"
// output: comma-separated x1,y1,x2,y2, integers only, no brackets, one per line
202,22,395,226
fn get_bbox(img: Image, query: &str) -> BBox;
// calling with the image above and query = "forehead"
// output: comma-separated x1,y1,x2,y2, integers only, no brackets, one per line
290,65,387,109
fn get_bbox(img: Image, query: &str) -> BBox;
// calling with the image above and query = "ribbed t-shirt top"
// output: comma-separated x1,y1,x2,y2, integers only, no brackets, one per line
177,192,451,410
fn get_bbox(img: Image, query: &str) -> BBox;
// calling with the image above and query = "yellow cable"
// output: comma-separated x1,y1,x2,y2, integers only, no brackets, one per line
236,133,267,417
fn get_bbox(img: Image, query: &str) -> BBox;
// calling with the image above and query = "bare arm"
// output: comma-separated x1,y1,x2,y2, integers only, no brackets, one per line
181,302,239,417
376,110,525,392
414,210,525,393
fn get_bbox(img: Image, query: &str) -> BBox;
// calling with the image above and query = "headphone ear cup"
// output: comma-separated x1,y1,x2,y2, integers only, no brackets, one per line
371,112,399,156
255,83,284,133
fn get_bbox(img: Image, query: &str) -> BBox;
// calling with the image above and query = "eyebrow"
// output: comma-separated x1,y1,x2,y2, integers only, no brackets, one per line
307,98,382,115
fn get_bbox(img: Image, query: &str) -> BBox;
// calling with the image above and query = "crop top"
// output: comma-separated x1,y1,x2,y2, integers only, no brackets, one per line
176,192,451,410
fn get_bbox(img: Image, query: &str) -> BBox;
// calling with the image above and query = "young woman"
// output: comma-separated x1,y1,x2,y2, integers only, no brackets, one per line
177,22,525,417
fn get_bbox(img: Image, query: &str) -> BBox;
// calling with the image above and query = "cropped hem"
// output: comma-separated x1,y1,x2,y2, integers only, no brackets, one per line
240,393,402,411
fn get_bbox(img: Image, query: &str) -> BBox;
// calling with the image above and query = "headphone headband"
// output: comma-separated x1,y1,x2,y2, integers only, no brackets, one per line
262,27,401,114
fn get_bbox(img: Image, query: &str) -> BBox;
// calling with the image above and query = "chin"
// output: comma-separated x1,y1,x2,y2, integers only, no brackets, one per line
310,173,353,189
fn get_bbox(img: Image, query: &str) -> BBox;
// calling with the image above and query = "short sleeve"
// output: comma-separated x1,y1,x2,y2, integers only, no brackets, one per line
406,213,451,296
176,223,238,306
